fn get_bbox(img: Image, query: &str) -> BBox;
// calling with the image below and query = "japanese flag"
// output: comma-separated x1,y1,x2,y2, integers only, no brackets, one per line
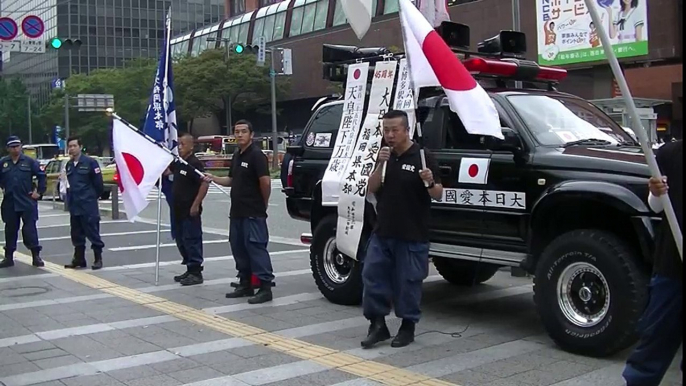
340,0,373,39
399,0,503,140
458,158,490,185
113,119,174,221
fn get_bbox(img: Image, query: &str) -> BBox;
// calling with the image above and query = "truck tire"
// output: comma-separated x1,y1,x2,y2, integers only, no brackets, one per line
433,257,500,286
533,229,648,357
310,214,365,306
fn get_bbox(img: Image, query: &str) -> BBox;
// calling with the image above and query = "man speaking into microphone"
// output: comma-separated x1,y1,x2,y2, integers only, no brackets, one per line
361,109,443,349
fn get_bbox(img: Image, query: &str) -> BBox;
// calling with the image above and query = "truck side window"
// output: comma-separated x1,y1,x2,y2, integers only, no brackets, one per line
443,108,490,151
304,103,343,148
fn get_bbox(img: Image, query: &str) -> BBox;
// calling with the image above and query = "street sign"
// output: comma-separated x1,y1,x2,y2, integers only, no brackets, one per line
52,78,65,90
282,48,293,75
21,15,44,39
0,17,18,41
0,39,45,53
256,36,266,66
76,94,115,112
0,40,21,52
20,39,45,53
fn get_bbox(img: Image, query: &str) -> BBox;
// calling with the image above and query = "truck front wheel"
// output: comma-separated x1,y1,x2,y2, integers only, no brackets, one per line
533,229,648,357
433,257,500,286
310,215,365,306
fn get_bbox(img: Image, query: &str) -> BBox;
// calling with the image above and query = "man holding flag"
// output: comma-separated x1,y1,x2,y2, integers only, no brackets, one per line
142,8,179,240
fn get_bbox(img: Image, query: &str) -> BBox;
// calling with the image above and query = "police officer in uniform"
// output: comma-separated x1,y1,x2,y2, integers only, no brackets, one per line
169,133,209,286
623,140,683,386
63,137,105,270
205,120,274,304
0,136,46,268
361,110,442,349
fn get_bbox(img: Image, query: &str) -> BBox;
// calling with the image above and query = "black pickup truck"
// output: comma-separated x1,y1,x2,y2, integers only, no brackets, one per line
282,44,658,358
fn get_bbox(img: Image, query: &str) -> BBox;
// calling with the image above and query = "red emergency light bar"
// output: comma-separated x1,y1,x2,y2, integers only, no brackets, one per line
462,57,568,82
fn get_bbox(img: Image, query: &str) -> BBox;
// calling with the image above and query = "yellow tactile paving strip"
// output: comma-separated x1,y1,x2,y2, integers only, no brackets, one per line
15,252,458,386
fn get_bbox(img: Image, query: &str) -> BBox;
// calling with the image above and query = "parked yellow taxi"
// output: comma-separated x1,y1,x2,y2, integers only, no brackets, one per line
43,156,115,200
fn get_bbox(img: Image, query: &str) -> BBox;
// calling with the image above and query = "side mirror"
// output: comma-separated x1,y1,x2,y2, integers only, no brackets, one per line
486,127,524,152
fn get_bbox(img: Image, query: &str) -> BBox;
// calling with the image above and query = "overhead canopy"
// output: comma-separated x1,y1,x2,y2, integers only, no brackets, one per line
590,97,672,110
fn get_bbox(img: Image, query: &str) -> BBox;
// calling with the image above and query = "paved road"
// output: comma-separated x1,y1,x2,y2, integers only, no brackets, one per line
0,189,681,386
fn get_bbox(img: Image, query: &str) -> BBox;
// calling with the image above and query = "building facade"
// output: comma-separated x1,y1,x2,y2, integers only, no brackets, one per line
171,0,683,139
1,0,225,104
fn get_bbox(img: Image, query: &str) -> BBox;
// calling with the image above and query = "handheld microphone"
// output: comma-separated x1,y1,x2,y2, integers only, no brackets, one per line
381,146,390,185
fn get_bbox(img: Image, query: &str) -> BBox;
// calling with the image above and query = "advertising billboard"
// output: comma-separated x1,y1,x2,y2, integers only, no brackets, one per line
537,0,649,66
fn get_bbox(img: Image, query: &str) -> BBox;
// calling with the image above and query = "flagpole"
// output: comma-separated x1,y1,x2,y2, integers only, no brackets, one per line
152,6,172,286
154,179,163,285
107,109,232,198
582,0,682,260
398,1,429,187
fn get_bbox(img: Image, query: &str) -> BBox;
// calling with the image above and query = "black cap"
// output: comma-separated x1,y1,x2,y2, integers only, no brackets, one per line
6,136,21,147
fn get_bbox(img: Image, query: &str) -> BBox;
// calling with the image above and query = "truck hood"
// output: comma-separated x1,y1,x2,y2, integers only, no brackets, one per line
537,146,651,178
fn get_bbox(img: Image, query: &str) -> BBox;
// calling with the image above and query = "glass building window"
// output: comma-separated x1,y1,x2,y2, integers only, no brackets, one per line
384,0,398,14
273,11,286,40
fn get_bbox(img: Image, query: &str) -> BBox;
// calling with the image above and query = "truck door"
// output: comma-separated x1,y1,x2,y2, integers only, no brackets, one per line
478,100,532,259
426,102,488,256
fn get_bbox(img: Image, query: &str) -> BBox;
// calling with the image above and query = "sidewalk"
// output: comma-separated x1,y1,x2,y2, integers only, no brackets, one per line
0,205,682,386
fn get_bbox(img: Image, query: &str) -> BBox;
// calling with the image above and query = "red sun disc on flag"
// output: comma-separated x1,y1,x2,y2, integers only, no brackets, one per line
120,153,144,193
353,69,361,79
468,164,479,178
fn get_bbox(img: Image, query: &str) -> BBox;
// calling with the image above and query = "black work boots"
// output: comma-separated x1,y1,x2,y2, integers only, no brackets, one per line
225,278,255,298
226,278,273,304
31,249,44,267
361,318,416,349
248,281,273,304
179,266,203,286
65,247,103,270
0,248,15,268
65,247,87,269
0,248,43,268
361,317,392,349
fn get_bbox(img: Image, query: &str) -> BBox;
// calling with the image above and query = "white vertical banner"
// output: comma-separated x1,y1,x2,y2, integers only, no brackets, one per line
393,59,418,138
322,63,370,206
336,61,398,259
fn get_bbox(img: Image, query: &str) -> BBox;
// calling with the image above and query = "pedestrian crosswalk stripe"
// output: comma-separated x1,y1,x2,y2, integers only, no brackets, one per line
13,252,462,386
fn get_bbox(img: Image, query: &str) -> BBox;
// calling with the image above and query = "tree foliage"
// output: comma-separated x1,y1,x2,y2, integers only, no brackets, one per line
38,58,158,153
174,48,290,121
0,78,37,143
38,49,290,151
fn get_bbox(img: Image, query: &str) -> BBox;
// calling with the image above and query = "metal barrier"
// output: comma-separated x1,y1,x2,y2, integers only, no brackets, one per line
50,184,121,220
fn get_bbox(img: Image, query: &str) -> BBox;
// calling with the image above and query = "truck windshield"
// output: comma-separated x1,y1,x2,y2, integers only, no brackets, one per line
507,95,634,147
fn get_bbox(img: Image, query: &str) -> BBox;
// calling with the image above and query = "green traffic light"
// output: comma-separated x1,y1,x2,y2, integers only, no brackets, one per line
50,38,62,49
234,44,244,54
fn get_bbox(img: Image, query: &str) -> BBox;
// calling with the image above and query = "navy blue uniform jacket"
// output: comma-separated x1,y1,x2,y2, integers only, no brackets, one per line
66,155,104,216
0,154,47,212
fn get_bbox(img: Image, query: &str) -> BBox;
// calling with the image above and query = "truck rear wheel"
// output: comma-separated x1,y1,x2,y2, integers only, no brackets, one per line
433,257,500,286
310,215,365,306
533,229,648,357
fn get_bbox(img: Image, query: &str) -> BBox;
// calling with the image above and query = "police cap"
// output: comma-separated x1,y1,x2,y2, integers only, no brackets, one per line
6,136,21,147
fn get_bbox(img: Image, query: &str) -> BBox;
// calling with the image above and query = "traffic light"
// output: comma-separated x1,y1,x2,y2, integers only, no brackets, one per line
47,38,83,50
231,43,259,54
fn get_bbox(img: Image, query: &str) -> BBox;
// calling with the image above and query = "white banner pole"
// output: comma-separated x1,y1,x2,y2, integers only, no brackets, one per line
155,179,163,285
582,0,682,259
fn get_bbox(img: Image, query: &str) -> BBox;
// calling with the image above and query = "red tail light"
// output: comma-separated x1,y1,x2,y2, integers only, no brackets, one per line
286,159,294,188
113,170,119,182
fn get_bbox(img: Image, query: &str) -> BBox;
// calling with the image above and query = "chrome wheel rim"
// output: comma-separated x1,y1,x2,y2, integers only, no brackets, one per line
557,262,610,328
323,237,352,284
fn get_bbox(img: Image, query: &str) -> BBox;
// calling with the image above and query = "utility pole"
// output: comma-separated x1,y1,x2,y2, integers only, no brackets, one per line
27,96,32,143
64,93,70,154
512,0,522,89
269,48,278,170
